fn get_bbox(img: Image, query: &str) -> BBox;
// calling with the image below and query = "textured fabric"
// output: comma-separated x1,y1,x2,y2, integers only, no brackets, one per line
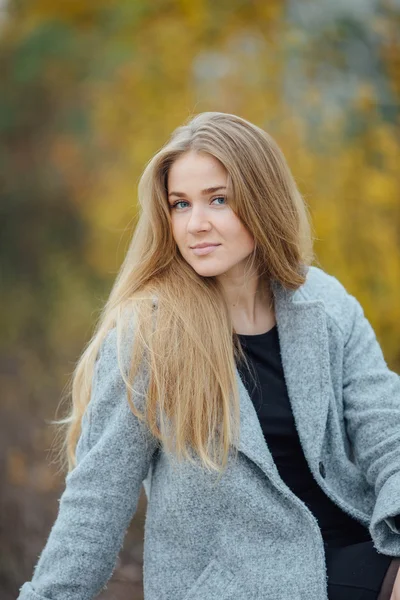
17,266,400,600
236,324,372,548
236,327,397,598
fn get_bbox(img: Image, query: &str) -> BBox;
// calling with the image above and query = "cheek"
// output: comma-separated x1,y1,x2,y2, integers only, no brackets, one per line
231,221,254,247
235,229,255,259
170,218,181,242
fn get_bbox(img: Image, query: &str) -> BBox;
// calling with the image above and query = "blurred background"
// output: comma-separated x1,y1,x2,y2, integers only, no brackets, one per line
1,0,399,598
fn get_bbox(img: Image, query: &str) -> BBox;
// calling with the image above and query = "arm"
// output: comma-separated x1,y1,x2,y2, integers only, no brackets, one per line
18,326,158,600
342,294,400,551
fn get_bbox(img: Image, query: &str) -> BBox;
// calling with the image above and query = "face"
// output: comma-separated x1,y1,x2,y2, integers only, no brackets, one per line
167,151,255,280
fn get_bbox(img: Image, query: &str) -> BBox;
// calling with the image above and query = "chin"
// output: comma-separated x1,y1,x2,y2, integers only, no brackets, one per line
191,264,228,278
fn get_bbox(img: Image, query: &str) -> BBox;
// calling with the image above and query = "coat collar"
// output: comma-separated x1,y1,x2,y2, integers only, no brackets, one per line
234,276,332,479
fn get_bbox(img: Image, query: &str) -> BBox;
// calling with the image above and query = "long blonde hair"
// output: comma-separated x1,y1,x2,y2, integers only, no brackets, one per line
53,111,315,475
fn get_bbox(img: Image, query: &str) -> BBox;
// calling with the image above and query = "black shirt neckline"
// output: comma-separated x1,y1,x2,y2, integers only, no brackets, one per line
237,324,277,340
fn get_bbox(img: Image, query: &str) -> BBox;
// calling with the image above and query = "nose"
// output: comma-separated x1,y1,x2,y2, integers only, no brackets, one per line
186,205,212,234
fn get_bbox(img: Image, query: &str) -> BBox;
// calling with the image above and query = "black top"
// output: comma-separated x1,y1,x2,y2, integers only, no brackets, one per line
236,324,372,548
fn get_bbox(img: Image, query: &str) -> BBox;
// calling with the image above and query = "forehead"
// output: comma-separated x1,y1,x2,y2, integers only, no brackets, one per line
167,151,227,188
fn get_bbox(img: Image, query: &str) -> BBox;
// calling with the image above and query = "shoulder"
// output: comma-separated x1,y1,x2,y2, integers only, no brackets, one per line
296,265,361,338
298,265,349,303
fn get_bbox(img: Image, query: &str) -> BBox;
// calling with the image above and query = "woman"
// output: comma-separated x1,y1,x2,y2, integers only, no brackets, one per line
18,112,400,600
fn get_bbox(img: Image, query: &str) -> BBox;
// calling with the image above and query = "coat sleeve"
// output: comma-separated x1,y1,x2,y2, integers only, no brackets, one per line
342,293,400,551
17,325,158,600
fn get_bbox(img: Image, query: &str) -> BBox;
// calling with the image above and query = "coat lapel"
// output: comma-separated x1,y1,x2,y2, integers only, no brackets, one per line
234,277,333,479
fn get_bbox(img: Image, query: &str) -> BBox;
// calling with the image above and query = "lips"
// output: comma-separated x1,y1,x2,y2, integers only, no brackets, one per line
191,244,220,256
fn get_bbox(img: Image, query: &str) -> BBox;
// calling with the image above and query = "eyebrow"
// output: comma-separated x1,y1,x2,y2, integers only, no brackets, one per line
168,185,227,199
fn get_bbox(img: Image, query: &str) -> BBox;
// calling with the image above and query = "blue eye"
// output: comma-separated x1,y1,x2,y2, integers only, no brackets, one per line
171,201,188,210
170,196,226,210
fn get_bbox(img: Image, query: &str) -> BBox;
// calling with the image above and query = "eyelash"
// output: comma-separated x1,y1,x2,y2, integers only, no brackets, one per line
170,196,226,210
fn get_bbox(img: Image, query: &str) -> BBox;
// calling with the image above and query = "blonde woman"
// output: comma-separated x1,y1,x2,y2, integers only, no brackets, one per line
18,112,400,600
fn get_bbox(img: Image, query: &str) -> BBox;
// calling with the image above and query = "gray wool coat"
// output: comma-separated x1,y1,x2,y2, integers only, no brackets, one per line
18,266,400,600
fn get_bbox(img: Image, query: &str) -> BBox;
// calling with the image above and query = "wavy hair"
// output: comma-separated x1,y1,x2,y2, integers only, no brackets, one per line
53,111,315,476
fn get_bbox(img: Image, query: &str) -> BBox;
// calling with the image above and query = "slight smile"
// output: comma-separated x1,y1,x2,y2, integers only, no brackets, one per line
191,244,221,256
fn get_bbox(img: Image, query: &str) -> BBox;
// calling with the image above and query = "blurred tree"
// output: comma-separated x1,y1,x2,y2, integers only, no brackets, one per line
0,0,399,598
